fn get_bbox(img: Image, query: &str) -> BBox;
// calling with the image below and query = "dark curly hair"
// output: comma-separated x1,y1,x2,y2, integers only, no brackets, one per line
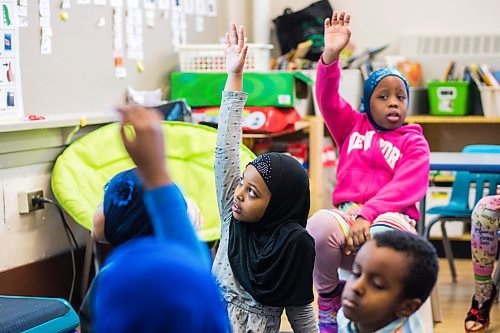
373,230,439,302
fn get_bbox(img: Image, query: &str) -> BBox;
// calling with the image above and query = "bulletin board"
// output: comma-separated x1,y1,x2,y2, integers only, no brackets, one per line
16,0,221,118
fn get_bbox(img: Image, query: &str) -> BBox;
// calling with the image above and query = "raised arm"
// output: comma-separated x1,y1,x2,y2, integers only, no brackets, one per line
316,11,361,148
118,106,211,268
215,23,248,221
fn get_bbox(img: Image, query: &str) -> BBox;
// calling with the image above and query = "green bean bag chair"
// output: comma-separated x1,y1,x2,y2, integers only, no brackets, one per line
51,121,255,243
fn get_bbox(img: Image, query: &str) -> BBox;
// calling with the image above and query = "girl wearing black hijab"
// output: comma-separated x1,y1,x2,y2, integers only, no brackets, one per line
212,23,317,333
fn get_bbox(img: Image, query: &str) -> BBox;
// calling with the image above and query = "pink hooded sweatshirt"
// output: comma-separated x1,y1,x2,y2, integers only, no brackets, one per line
316,60,430,223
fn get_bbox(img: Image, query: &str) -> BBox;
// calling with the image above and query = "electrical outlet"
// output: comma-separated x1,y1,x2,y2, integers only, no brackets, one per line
18,189,45,214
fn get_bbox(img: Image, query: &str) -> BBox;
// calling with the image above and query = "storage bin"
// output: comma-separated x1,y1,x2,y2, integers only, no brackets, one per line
427,81,470,116
178,43,273,72
478,86,500,117
170,71,311,107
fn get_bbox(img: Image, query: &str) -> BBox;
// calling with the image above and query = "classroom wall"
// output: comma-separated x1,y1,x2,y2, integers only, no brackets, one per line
2,0,500,280
1,1,231,274
19,2,224,117
270,0,500,55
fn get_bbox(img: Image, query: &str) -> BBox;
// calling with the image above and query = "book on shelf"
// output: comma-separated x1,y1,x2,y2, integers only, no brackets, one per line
479,64,499,87
442,61,455,81
469,64,487,86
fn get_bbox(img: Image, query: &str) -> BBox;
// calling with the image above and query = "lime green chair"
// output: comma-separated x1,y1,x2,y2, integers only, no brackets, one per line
51,121,255,293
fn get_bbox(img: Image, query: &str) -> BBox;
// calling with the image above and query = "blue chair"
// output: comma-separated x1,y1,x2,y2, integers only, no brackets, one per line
0,296,79,333
424,144,500,282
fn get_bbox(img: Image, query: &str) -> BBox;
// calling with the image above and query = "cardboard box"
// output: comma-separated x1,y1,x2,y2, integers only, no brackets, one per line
170,72,312,108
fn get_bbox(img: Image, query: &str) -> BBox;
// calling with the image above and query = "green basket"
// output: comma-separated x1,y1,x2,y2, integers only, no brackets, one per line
427,81,470,116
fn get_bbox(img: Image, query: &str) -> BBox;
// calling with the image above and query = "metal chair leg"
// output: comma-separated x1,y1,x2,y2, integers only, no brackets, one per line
440,220,457,283
424,217,441,239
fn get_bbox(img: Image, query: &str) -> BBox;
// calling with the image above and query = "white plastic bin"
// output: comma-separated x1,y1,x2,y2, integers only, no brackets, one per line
178,43,273,72
479,86,500,118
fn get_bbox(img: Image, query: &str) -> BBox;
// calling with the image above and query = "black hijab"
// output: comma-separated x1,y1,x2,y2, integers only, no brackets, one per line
228,153,315,306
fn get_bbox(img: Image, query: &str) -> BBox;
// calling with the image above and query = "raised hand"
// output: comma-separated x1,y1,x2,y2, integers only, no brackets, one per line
225,22,248,75
117,106,171,189
323,10,352,65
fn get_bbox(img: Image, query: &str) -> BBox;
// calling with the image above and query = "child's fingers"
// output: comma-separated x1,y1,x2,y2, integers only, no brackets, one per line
345,236,354,255
364,228,371,240
239,45,249,63
238,25,245,49
324,17,330,29
339,11,346,25
345,14,351,26
231,22,238,45
225,32,231,46
119,124,134,151
332,10,338,24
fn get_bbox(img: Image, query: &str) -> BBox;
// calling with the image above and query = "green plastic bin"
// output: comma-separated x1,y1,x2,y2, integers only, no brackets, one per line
427,81,470,116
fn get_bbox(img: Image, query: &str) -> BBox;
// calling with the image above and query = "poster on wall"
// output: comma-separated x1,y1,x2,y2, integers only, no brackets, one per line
0,0,23,120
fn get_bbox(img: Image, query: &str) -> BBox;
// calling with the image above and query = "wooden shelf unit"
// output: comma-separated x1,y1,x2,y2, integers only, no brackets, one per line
406,115,500,124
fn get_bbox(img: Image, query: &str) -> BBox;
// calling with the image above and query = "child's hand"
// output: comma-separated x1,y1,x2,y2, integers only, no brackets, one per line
225,22,248,75
344,216,371,255
322,10,351,65
117,106,171,189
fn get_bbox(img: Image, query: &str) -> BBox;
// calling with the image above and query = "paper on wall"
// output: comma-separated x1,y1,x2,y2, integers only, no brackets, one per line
0,0,24,119
61,0,71,9
109,0,123,7
41,26,53,36
183,0,194,14
126,0,139,8
195,0,206,16
157,0,169,10
143,0,156,10
145,10,155,28
16,5,27,17
171,0,181,12
39,16,50,27
206,0,216,17
40,36,52,54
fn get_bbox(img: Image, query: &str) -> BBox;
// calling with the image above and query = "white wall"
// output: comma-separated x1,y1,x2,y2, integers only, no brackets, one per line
270,0,500,53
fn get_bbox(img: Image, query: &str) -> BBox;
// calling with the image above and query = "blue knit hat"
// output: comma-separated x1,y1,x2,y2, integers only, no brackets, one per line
103,168,153,246
360,68,410,131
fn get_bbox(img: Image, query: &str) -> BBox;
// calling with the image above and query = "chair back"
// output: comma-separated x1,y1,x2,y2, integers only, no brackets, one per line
51,121,255,243
463,144,500,209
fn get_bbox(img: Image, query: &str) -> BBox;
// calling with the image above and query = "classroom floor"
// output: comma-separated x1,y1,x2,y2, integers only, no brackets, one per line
279,259,500,333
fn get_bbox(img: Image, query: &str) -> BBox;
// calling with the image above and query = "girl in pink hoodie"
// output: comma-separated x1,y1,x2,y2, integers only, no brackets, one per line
306,11,430,333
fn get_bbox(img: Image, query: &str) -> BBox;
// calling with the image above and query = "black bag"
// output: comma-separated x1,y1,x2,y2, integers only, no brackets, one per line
273,0,333,61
